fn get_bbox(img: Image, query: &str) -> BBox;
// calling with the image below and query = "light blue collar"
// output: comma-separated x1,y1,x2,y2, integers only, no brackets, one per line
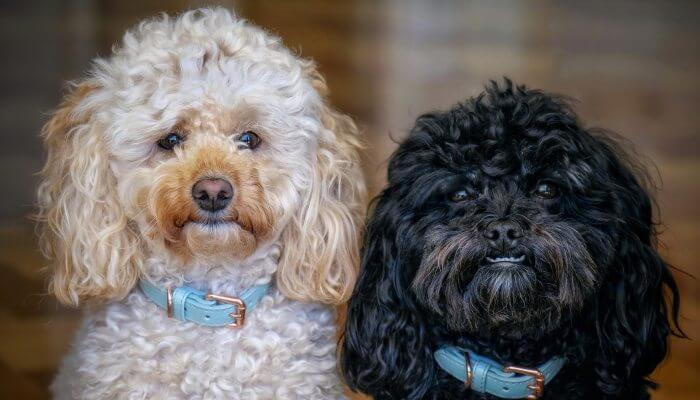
434,346,566,399
138,279,269,328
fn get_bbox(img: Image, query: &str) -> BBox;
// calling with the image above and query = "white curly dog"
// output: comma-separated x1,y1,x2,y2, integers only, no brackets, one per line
37,8,366,399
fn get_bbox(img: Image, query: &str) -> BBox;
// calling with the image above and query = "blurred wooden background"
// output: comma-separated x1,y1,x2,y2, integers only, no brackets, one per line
0,0,697,398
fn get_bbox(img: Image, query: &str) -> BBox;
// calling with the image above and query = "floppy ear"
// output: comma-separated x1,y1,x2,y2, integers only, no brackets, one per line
591,142,683,395
341,193,437,399
276,67,366,304
37,81,142,306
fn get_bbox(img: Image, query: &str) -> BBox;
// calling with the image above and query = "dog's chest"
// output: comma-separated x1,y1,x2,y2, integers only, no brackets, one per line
58,289,342,399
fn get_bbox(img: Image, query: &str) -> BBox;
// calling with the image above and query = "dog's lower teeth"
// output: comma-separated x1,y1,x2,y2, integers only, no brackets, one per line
486,255,525,263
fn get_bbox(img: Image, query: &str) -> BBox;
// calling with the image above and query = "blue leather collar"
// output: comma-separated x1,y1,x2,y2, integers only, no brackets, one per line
138,279,269,328
434,346,566,399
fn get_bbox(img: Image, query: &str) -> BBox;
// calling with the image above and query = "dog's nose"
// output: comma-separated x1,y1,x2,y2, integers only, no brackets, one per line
192,178,233,212
483,220,523,250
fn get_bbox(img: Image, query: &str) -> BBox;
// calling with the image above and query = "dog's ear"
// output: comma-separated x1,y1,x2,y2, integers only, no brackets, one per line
341,192,437,398
276,66,366,304
591,138,682,395
37,81,142,306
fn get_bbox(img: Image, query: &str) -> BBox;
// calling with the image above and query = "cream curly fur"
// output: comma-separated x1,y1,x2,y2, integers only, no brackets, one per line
37,8,366,399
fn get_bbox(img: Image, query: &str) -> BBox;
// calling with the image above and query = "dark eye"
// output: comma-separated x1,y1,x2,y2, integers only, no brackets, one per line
238,131,261,149
157,132,183,150
535,182,559,199
450,189,478,202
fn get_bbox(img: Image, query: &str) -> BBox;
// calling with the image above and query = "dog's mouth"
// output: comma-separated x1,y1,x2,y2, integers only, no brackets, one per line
176,210,242,232
482,254,527,269
190,219,238,229
485,254,525,264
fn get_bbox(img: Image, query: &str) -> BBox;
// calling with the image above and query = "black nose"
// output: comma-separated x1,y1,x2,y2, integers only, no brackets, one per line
483,220,524,250
192,178,233,212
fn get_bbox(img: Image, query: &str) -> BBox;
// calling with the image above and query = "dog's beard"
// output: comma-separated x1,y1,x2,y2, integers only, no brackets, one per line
180,222,258,263
412,222,599,334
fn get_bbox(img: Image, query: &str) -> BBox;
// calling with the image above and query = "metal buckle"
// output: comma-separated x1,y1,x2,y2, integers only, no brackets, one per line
464,352,474,389
205,293,246,328
166,286,174,318
503,365,545,399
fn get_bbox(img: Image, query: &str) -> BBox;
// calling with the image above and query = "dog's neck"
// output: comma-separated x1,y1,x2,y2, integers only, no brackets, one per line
142,242,281,297
441,321,583,367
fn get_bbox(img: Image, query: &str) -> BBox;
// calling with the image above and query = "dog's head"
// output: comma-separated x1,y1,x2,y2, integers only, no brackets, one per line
342,80,681,398
375,80,654,334
37,8,365,306
407,89,610,334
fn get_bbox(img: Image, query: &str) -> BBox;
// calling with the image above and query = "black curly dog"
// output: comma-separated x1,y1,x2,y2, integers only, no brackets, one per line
341,80,683,399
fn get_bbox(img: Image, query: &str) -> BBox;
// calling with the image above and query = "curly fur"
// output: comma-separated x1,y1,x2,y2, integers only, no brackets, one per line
37,8,366,399
341,79,682,399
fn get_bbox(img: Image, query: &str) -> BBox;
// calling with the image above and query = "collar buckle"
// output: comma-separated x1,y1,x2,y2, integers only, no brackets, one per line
463,352,474,389
503,365,545,399
166,285,174,318
205,293,247,328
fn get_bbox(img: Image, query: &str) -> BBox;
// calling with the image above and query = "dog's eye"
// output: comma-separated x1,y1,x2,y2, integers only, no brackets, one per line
157,133,183,150
450,189,478,202
535,182,559,199
238,131,261,149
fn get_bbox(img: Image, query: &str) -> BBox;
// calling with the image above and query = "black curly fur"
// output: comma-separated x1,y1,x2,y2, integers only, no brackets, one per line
341,79,683,399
